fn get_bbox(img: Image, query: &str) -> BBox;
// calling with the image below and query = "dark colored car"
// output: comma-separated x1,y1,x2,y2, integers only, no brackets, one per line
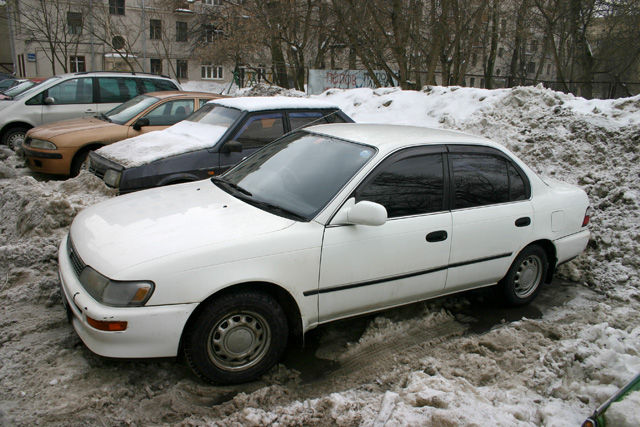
89,96,353,193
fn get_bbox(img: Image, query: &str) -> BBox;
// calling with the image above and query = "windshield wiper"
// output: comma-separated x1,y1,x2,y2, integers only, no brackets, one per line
211,176,252,197
246,199,307,221
96,113,112,122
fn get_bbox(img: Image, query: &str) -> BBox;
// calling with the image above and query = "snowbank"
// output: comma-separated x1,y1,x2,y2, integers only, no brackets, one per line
1,84,639,426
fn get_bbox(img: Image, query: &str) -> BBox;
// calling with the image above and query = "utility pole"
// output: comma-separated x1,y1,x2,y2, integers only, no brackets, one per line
141,0,147,72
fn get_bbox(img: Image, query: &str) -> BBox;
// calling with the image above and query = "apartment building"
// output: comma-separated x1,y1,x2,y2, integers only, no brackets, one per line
4,0,239,83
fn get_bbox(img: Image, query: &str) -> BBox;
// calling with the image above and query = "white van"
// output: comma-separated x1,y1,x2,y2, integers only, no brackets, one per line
0,72,181,148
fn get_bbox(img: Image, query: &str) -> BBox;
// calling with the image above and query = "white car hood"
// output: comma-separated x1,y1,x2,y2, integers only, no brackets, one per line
69,181,294,277
95,121,229,168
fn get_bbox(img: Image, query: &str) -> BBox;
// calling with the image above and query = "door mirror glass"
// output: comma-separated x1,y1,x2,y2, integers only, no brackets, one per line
44,96,55,105
222,140,242,153
132,117,150,130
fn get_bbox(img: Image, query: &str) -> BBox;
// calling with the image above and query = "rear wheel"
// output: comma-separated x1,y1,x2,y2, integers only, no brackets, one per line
183,291,288,384
500,245,548,306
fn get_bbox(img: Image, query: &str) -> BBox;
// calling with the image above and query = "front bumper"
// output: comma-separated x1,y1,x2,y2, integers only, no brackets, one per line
58,235,197,358
23,146,72,175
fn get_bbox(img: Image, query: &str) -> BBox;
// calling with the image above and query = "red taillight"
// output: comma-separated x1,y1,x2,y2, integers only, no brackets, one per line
582,207,591,227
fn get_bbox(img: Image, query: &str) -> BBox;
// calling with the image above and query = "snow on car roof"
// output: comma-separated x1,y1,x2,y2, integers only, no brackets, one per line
209,96,339,112
305,123,493,152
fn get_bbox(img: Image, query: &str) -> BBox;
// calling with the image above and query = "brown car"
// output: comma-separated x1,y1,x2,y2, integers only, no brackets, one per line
22,91,224,176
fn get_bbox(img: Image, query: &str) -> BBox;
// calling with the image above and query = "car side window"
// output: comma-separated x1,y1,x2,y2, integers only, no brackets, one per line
98,77,137,103
289,111,324,130
142,99,194,125
140,78,178,92
233,113,285,148
356,153,445,218
45,78,93,104
508,161,527,201
450,153,510,209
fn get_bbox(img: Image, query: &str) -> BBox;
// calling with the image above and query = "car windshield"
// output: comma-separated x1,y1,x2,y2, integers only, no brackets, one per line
215,131,376,220
187,103,242,127
2,80,36,97
13,76,61,100
106,95,160,125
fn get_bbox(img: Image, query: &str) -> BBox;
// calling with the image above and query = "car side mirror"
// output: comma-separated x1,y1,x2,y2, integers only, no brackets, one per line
132,117,150,131
333,198,387,226
44,96,55,105
222,140,243,154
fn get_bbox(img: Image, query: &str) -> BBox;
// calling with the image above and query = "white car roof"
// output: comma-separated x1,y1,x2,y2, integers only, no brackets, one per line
210,96,339,112
305,123,497,153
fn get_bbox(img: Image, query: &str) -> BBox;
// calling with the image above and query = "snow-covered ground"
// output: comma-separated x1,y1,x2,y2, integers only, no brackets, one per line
0,84,639,426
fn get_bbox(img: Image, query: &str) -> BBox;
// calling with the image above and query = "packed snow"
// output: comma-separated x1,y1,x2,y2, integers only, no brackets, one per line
1,83,639,425
96,120,229,168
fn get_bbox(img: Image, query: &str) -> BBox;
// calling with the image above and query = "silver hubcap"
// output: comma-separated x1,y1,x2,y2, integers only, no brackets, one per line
207,311,270,372
7,132,25,150
513,254,543,298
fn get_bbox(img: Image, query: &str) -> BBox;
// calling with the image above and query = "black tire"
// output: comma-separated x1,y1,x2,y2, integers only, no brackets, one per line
499,245,548,306
70,148,93,177
183,291,288,384
2,126,29,150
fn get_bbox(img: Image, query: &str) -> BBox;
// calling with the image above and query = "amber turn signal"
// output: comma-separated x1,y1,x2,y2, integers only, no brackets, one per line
86,315,128,331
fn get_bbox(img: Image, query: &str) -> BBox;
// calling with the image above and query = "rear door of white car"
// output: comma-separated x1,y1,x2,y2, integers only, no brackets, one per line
317,146,452,322
444,145,533,291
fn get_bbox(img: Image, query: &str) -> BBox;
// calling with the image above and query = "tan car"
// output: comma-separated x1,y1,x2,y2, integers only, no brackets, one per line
22,91,224,176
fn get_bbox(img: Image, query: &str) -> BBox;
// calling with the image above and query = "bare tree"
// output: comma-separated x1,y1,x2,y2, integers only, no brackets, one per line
10,0,84,74
82,0,144,72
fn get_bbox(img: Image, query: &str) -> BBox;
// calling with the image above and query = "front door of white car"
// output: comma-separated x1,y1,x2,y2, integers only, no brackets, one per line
318,147,452,322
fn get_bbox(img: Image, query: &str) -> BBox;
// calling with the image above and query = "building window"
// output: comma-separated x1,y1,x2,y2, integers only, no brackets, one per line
150,19,162,40
70,56,86,72
498,47,504,58
203,24,222,43
500,18,506,37
109,0,125,15
201,64,223,80
150,58,162,75
177,60,188,79
547,64,552,75
530,39,538,53
470,77,475,87
67,12,83,35
176,21,188,42
527,61,536,74
203,0,222,5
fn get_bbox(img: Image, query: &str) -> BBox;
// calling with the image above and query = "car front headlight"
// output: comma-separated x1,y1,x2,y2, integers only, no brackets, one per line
29,138,57,150
79,266,154,307
104,169,122,188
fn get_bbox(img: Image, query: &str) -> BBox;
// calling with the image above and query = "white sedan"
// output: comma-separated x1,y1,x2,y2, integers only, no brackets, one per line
58,124,590,384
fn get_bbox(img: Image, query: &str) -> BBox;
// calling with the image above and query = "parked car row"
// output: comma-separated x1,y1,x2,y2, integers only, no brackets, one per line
23,91,222,176
5,72,591,386
0,71,180,148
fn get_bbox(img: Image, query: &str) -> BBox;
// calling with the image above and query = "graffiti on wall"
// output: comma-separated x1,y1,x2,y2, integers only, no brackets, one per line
308,69,397,94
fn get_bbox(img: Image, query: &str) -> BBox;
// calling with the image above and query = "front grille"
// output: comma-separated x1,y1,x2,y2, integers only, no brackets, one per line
67,235,86,278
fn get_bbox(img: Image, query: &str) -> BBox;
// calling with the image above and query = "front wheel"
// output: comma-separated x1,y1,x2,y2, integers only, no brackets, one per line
499,245,548,306
183,291,288,384
2,126,29,150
